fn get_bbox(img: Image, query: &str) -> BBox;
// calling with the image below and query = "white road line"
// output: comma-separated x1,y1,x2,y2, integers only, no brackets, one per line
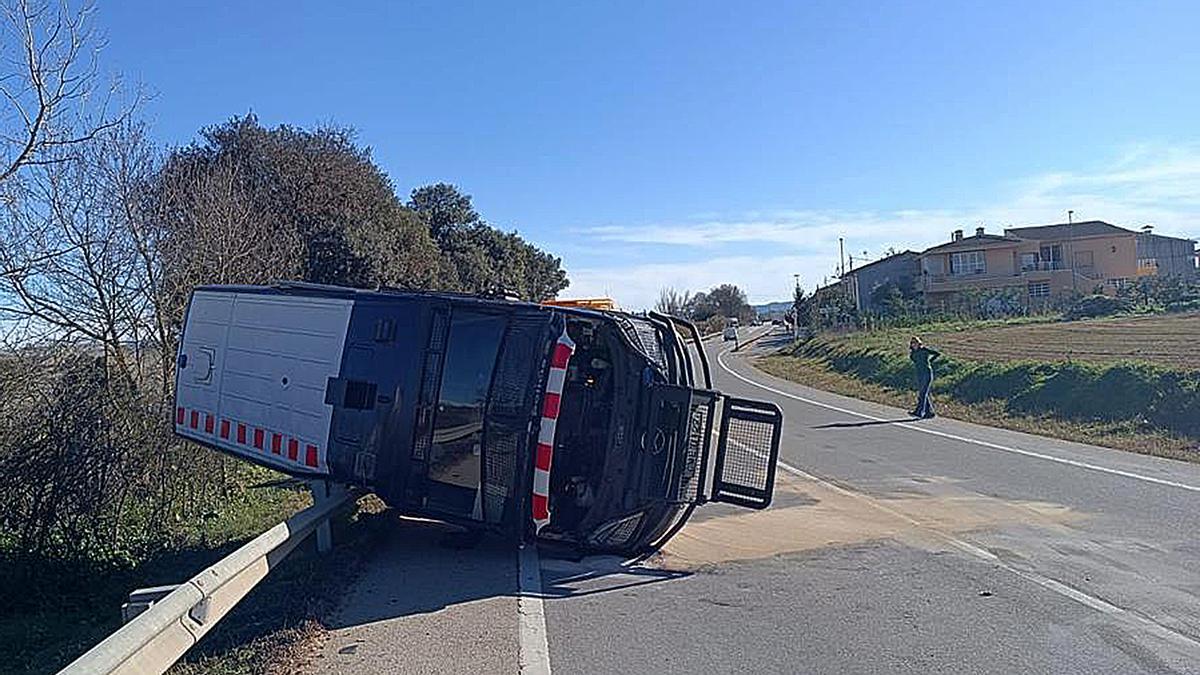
718,340,1200,658
518,544,552,675
716,347,1200,494
770,459,1200,657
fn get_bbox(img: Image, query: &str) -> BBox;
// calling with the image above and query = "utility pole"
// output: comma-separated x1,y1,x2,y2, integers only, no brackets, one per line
792,273,801,340
1068,209,1077,292
838,237,846,277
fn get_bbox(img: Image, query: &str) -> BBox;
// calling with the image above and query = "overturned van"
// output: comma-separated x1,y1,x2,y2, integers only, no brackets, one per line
173,283,782,555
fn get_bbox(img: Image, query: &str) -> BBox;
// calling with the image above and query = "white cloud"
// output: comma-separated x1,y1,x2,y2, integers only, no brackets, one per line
584,211,952,249
563,144,1200,310
565,254,831,310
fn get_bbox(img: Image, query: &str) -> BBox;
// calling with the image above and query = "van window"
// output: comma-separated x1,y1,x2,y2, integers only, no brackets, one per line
427,311,506,515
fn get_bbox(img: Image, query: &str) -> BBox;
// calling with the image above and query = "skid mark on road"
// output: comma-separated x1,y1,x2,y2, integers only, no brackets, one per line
660,471,1080,568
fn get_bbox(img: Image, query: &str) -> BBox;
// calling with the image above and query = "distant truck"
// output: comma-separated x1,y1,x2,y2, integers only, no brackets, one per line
174,284,782,555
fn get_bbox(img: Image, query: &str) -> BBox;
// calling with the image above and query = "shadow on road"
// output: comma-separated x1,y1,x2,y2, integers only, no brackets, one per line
745,329,793,353
812,418,914,429
539,555,690,599
323,513,688,632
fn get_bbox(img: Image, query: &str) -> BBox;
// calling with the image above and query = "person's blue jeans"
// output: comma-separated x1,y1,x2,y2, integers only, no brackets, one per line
915,376,934,417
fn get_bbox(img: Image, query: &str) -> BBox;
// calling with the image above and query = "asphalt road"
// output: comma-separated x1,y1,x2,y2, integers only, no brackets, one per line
309,326,1200,674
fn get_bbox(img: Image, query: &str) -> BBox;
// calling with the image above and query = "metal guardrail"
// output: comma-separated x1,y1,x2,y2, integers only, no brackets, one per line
59,484,354,675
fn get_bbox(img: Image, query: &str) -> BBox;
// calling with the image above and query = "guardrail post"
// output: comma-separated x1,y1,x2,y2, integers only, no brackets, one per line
308,480,345,553
121,584,182,624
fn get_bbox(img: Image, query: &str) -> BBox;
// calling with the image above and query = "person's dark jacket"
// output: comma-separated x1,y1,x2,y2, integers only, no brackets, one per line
909,346,941,381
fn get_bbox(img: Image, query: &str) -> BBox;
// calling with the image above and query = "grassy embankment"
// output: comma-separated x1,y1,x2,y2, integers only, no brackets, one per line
757,312,1200,461
165,496,390,675
1,484,387,675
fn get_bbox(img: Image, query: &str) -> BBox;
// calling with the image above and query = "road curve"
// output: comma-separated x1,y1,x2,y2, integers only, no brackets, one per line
310,327,1200,674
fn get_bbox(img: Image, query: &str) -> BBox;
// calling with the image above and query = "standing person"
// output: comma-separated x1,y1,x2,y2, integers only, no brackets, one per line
909,336,940,419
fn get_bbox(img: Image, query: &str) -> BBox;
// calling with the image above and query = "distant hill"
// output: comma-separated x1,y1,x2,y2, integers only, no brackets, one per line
753,301,792,316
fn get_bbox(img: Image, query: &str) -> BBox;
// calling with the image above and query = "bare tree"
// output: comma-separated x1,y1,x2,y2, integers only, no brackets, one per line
0,121,159,387
0,0,139,183
0,121,214,560
655,286,692,317
154,151,304,332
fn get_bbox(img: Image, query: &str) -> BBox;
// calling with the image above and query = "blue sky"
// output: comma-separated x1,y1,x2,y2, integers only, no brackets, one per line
96,1,1200,308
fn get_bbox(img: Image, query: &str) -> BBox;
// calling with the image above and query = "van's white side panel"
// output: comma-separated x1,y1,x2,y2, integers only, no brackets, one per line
175,290,353,474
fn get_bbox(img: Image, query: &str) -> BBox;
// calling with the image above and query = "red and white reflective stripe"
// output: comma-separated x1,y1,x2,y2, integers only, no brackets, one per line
173,406,322,470
533,329,576,533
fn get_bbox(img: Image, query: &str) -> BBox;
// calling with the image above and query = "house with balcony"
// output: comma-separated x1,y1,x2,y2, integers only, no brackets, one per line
920,221,1138,306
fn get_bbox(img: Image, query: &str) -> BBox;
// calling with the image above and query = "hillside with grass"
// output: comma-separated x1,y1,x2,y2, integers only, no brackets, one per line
758,312,1200,461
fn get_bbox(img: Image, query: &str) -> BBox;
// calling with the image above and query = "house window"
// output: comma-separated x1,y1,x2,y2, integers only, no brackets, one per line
1019,252,1039,272
1028,281,1050,298
1138,258,1158,269
1039,244,1063,270
1074,250,1094,270
950,250,986,276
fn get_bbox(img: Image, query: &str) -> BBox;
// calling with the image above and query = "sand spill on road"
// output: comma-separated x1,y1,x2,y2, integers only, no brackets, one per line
657,472,1082,569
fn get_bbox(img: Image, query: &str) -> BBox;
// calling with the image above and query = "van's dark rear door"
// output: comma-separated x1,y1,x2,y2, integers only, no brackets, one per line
396,303,553,531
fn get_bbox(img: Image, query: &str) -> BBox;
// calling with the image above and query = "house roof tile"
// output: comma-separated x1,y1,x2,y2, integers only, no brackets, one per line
1004,220,1135,240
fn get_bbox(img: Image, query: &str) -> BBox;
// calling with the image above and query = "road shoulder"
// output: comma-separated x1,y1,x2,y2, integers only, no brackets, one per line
307,518,520,675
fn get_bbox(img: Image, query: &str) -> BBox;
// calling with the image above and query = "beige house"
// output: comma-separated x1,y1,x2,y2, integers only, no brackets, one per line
920,221,1138,305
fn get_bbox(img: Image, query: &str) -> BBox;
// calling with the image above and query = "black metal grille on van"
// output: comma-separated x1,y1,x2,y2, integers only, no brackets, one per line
676,399,713,502
588,512,644,548
413,308,449,461
711,398,782,510
482,313,551,525
718,415,773,491
488,320,542,418
617,316,667,372
483,430,518,524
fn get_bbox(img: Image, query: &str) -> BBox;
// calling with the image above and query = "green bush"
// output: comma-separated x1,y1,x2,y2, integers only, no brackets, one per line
1166,299,1200,313
1153,372,1200,437
1063,294,1132,321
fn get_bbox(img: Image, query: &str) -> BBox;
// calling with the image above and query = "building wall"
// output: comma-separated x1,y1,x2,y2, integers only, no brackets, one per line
848,253,920,312
921,233,1136,300
1010,234,1135,281
924,270,1075,307
1073,234,1137,282
921,241,1017,278
922,243,1018,285
1137,233,1198,279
